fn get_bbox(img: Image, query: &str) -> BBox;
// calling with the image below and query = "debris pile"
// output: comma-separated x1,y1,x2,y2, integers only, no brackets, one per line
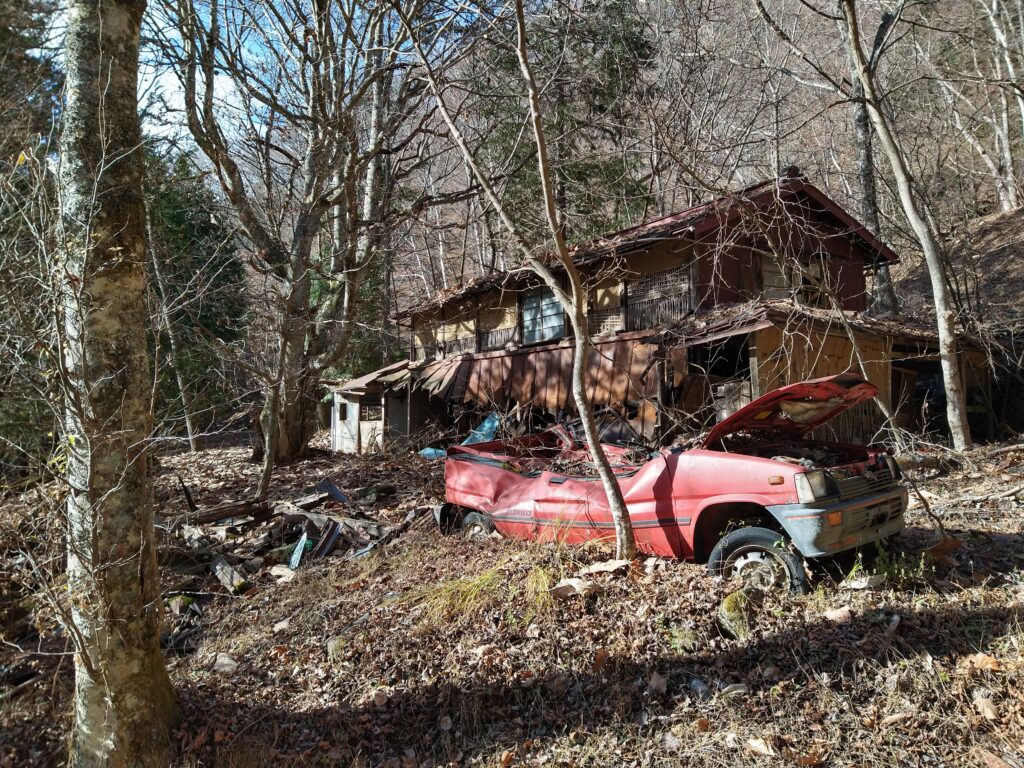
160,477,432,653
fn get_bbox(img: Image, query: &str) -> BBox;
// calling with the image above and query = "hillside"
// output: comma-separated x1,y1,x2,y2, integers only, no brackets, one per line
3,441,1023,767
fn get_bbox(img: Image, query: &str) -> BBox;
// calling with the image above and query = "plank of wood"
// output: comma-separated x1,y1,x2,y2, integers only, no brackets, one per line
291,491,330,510
184,500,271,526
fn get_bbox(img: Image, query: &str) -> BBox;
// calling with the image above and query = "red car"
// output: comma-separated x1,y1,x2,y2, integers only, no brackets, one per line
441,374,907,591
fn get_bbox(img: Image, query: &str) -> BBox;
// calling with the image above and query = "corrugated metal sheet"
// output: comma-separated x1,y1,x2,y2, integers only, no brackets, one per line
337,360,409,394
411,337,663,436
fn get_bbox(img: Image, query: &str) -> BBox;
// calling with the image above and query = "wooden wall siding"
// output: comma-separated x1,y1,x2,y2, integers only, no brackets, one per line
446,335,477,355
754,325,891,407
752,324,891,443
825,255,867,311
479,326,516,351
810,401,883,444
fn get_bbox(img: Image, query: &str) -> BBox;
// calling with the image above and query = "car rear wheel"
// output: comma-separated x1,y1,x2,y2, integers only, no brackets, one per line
707,526,808,594
460,512,495,540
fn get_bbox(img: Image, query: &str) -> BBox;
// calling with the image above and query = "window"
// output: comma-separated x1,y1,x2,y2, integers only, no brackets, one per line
797,256,828,307
521,287,565,344
359,402,383,422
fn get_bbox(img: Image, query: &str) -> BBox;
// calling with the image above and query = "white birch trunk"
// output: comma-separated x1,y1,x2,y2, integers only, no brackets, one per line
59,0,178,764
840,0,973,451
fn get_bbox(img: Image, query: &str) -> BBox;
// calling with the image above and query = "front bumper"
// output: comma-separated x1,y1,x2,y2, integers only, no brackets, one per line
767,486,908,558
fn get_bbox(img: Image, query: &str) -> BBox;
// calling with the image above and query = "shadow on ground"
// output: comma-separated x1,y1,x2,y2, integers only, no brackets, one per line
174,599,1023,767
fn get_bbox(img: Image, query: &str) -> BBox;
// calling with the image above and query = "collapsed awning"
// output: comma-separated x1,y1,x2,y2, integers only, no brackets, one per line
336,360,409,396
406,332,670,436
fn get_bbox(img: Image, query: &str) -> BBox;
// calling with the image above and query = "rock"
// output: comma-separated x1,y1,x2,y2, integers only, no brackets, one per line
270,564,295,583
720,683,749,697
167,594,193,615
212,653,237,674
717,587,764,640
823,606,854,623
327,635,347,663
550,578,601,600
668,626,701,652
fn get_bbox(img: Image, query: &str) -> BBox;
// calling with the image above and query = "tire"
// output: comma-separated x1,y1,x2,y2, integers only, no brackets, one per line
460,511,496,540
707,526,808,594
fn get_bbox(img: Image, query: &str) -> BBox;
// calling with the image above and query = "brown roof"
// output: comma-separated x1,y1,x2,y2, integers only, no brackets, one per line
397,170,899,319
648,299,942,348
335,359,409,395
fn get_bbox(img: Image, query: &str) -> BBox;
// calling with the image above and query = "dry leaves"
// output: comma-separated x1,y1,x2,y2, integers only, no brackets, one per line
967,653,1003,672
746,737,776,757
975,698,999,720
978,749,1015,768
647,671,667,695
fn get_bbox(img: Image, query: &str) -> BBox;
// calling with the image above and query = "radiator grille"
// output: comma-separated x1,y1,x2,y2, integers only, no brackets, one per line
845,496,904,532
831,467,896,500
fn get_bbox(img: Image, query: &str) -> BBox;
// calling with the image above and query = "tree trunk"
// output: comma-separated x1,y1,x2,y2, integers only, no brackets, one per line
840,20,897,315
395,0,637,558
511,0,635,558
59,0,178,765
148,214,202,451
840,0,973,451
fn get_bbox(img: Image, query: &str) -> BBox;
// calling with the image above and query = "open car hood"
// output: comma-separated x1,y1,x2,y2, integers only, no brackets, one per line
701,373,879,447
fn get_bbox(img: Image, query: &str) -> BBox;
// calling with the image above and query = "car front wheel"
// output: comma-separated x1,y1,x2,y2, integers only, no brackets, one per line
460,511,496,540
707,526,808,594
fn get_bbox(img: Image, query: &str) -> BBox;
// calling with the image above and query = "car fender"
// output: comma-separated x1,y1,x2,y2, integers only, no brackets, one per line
691,493,781,520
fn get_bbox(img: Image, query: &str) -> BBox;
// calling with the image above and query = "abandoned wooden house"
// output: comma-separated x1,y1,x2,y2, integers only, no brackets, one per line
332,169,996,453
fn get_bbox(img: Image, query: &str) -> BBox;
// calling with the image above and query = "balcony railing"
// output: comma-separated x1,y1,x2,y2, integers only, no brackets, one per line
625,293,693,331
479,326,516,351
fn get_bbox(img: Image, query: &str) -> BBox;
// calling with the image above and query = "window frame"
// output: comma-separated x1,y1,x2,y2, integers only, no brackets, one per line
519,286,566,346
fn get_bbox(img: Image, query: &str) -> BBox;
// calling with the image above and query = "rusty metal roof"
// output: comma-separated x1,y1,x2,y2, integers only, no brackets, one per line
397,170,899,320
335,360,409,395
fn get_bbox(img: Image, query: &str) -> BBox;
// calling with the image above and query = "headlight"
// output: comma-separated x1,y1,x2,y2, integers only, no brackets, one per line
882,454,902,479
795,470,834,504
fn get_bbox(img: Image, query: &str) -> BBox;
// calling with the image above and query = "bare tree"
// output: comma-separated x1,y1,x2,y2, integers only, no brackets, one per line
397,0,637,559
58,0,177,763
839,0,973,450
156,0,437,471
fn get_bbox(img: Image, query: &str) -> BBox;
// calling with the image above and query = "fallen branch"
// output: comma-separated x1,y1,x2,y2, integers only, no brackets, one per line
962,485,1024,503
984,443,1024,458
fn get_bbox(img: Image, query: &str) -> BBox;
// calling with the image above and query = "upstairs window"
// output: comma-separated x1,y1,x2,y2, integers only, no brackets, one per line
797,256,828,308
521,287,565,344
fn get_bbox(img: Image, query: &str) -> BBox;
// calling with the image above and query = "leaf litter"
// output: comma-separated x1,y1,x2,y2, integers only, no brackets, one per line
1,440,1024,766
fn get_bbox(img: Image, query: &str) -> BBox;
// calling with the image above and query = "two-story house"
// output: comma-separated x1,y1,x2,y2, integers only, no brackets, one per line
331,168,993,453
